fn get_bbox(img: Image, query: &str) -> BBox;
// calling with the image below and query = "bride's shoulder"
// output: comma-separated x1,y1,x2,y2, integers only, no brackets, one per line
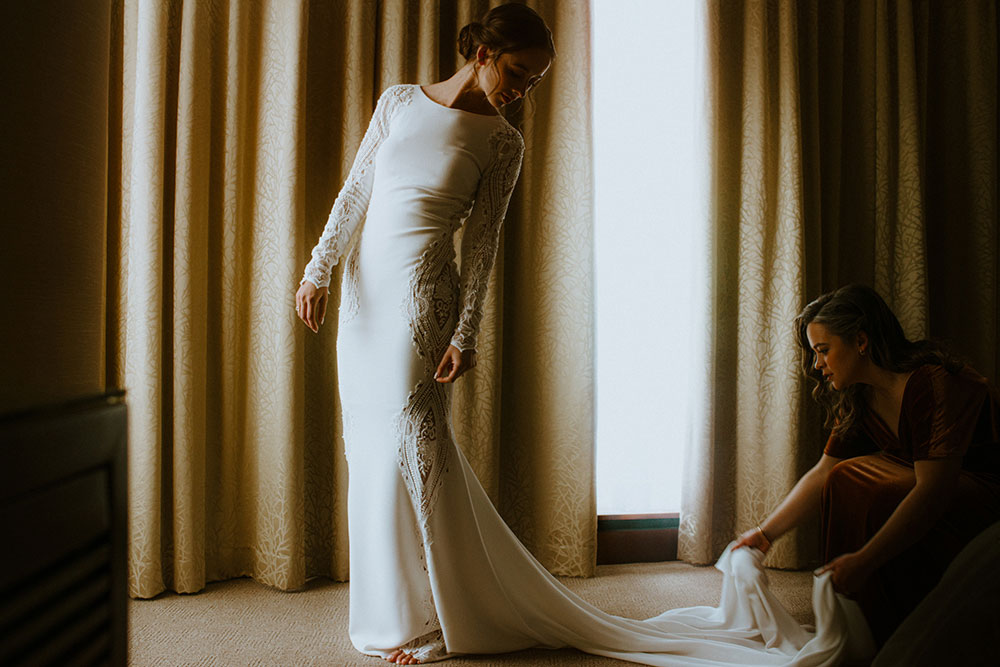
489,120,524,157
378,83,417,106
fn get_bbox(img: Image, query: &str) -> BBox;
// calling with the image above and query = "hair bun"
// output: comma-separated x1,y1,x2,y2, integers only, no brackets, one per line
456,6,554,63
457,22,484,60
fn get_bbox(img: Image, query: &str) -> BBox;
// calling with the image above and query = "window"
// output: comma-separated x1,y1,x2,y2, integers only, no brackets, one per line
593,0,708,515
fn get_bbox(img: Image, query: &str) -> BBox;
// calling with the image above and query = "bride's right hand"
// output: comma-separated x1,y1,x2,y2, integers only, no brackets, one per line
733,526,772,553
296,281,329,333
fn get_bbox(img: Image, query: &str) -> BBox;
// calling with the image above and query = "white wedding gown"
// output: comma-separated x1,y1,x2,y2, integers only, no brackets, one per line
301,84,874,665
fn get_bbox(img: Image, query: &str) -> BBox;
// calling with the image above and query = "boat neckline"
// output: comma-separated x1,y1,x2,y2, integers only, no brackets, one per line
416,84,502,119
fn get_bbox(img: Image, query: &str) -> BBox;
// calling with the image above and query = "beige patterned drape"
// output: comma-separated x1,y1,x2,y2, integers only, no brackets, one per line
111,0,594,599
681,0,999,569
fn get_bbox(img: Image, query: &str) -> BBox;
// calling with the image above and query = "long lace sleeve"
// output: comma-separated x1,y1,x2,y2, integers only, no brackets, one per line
449,125,524,353
300,84,410,289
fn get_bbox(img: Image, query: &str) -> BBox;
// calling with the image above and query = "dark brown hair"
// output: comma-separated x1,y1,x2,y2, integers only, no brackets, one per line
794,284,963,438
458,3,556,63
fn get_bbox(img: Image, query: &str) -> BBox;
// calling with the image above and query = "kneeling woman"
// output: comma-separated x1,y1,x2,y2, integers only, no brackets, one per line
735,284,1000,645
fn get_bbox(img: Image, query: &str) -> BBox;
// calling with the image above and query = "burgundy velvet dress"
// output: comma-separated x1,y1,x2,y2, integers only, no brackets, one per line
821,364,1000,645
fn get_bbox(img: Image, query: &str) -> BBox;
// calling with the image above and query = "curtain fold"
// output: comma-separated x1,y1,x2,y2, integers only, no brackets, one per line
681,0,812,569
873,0,928,338
112,0,594,599
496,0,596,577
682,0,999,569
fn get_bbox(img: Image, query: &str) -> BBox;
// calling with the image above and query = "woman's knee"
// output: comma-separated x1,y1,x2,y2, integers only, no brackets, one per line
823,455,914,514
823,457,870,497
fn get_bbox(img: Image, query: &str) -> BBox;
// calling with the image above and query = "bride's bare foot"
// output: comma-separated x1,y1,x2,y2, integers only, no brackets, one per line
385,649,420,664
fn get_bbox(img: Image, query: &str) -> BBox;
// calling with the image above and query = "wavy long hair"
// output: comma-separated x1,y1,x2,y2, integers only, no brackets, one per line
794,284,963,438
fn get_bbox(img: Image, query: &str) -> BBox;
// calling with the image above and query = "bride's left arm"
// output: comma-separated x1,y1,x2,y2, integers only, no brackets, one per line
448,129,524,356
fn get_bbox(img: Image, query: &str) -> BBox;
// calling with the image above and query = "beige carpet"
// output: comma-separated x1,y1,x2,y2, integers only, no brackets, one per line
129,561,815,666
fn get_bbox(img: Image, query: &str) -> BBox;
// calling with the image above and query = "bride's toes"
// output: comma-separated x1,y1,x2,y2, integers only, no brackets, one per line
385,650,416,665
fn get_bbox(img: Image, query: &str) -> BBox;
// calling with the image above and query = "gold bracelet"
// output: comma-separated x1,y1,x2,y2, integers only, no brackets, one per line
756,523,771,544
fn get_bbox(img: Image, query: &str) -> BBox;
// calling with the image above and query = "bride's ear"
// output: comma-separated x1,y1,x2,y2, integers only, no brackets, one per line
476,45,494,66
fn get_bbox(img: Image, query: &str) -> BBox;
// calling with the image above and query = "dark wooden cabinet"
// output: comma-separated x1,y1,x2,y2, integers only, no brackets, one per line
0,393,127,666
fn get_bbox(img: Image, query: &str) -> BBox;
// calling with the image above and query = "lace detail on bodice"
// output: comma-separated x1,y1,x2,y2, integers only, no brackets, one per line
449,123,524,352
395,233,460,539
301,84,413,289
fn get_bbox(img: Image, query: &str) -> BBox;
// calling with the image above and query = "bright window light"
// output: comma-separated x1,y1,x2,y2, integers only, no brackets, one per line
593,0,707,515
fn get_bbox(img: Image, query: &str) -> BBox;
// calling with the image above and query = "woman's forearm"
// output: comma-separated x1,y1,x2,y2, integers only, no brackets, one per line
760,466,828,542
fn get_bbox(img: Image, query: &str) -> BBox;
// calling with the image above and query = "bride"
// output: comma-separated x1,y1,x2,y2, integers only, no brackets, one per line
296,4,553,662
296,4,863,665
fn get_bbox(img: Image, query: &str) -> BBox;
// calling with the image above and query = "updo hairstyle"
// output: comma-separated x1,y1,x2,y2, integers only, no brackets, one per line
457,3,556,63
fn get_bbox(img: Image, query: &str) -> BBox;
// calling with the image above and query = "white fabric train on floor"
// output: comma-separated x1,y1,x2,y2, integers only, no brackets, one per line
587,544,877,666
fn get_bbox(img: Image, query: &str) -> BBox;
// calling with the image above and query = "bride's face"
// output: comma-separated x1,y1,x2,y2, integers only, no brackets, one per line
476,47,552,109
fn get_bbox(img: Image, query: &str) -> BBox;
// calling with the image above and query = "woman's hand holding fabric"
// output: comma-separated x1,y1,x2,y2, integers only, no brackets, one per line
296,280,328,333
816,551,874,596
733,527,771,553
732,454,841,556
435,345,477,383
